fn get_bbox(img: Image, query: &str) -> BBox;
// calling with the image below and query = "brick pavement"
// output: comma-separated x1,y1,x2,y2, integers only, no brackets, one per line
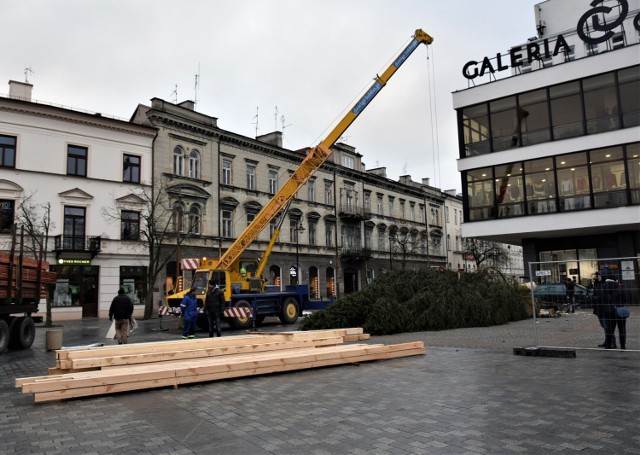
1,314,638,454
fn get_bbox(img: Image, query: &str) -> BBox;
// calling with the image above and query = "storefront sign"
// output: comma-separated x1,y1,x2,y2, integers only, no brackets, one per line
57,258,91,265
462,0,640,80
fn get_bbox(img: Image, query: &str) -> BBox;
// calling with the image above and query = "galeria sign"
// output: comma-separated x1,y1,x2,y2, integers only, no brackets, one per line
463,0,640,80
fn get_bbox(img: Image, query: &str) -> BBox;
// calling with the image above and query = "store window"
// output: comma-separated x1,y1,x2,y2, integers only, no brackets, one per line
524,158,556,214
466,167,494,221
120,266,147,305
590,145,627,208
556,152,591,212
494,162,524,218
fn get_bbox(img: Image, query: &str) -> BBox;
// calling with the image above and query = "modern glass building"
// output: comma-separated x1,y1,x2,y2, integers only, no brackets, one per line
453,0,640,283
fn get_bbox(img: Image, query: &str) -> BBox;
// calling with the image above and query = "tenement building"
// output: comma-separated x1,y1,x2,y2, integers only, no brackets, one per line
0,81,155,320
131,98,448,300
454,0,640,285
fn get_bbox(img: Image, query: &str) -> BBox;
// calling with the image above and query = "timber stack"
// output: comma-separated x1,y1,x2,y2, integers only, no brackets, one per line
16,328,426,402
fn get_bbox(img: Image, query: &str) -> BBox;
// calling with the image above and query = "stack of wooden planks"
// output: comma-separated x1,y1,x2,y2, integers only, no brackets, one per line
0,251,56,299
16,328,426,402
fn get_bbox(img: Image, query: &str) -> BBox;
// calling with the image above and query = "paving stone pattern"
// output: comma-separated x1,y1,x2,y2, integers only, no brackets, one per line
1,313,639,454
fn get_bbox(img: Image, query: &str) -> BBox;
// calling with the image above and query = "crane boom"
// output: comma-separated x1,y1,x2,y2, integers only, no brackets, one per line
217,29,433,270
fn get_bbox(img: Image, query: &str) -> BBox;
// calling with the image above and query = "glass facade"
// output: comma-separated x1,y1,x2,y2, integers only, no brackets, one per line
460,65,640,157
464,142,638,221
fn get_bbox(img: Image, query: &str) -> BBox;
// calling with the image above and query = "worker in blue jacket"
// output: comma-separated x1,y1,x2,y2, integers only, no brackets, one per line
180,287,199,339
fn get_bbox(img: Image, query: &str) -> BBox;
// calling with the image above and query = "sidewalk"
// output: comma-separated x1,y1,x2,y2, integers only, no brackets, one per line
1,315,638,454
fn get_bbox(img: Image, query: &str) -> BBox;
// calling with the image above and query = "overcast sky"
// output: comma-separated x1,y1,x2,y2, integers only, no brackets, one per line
2,0,541,192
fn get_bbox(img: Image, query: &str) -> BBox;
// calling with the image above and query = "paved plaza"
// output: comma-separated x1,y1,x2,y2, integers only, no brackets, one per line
1,313,639,455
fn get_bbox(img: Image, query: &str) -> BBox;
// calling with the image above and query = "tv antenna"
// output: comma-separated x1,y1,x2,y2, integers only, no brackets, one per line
171,84,178,103
252,106,259,137
281,115,292,136
274,106,279,131
24,66,34,83
194,63,200,108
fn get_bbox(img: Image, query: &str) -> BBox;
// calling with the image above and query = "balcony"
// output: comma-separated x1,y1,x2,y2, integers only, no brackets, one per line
337,203,372,221
53,235,102,257
340,245,372,261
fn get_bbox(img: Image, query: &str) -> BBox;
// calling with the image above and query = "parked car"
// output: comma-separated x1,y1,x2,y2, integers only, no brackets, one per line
532,283,593,310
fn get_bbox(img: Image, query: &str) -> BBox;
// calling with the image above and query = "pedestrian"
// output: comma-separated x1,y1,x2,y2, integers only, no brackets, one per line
205,280,225,337
109,288,134,344
565,277,575,313
598,270,622,349
180,287,199,339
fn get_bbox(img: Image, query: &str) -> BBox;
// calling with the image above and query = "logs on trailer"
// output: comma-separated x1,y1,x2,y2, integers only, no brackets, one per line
16,328,426,402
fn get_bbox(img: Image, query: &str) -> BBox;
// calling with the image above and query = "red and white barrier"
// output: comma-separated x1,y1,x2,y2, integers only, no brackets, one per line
224,307,253,318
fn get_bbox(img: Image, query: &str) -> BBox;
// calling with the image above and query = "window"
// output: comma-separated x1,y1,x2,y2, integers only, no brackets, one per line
222,159,232,185
399,200,405,219
388,197,395,217
342,155,355,169
269,219,278,238
619,66,640,128
308,222,316,246
627,143,640,204
462,103,490,156
123,154,140,183
556,152,590,212
419,205,425,223
189,204,201,234
172,202,185,233
519,88,551,146
583,73,619,134
119,266,147,305
121,210,140,240
63,206,86,249
246,164,256,190
524,157,556,214
324,181,333,205
378,229,386,250
173,146,184,176
549,81,584,140
489,96,518,152
466,167,495,221
430,206,440,226
445,206,449,223
611,32,625,50
495,162,524,218
325,222,334,247
67,145,87,177
0,135,16,168
221,209,233,237
364,192,371,211
308,178,316,202
0,199,15,232
247,212,256,227
377,195,384,216
268,169,277,194
563,45,575,62
410,202,415,221
590,146,627,208
453,208,457,225
586,42,599,56
188,150,200,179
446,234,451,251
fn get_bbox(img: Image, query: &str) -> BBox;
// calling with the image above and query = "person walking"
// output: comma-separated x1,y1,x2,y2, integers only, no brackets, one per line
205,280,225,337
180,287,199,339
598,271,620,349
109,288,134,344
565,278,575,313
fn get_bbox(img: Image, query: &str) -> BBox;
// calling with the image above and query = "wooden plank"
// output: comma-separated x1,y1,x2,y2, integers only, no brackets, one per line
69,337,344,369
32,343,425,402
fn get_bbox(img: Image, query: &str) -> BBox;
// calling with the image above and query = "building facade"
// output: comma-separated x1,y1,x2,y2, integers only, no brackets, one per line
131,98,448,301
454,0,640,285
0,81,155,320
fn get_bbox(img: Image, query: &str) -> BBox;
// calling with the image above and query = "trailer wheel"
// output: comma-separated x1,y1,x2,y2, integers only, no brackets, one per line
279,297,299,324
228,300,253,330
8,317,36,349
0,319,9,354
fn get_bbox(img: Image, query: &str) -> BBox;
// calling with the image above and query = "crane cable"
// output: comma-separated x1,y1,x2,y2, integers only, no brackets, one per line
425,44,441,190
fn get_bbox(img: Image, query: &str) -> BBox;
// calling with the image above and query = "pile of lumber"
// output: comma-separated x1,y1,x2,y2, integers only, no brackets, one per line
16,328,426,402
0,251,56,299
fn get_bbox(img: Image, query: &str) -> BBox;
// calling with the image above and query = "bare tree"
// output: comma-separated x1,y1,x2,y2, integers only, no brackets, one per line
463,238,509,271
390,227,422,270
102,178,197,319
14,192,54,326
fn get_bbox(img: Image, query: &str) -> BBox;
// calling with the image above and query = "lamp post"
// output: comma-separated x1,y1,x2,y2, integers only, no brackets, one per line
295,222,305,285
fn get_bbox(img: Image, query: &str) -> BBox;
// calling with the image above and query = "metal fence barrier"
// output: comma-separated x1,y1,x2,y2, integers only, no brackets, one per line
527,256,638,351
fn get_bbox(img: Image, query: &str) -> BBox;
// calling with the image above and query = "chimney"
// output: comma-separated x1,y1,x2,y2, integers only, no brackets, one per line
177,100,195,110
8,80,33,101
421,178,430,186
256,131,283,148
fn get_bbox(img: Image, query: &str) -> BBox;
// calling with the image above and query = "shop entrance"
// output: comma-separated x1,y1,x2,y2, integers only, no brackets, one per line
50,265,100,318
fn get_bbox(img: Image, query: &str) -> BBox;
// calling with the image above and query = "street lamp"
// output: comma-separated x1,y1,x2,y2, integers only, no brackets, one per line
295,222,305,285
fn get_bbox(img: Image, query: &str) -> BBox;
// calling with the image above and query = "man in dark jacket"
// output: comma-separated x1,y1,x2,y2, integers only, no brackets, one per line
109,288,134,344
205,280,225,337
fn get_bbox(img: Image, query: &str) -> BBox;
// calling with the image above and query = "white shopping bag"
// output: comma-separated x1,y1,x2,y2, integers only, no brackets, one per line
129,317,138,335
106,320,116,339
